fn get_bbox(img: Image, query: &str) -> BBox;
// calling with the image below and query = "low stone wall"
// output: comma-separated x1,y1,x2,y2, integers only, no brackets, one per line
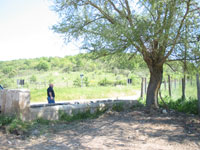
0,89,30,120
0,89,138,121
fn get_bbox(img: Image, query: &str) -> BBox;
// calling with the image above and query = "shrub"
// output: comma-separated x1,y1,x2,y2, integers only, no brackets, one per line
36,61,50,71
98,78,113,86
112,102,124,112
30,75,37,83
84,77,89,87
0,115,14,126
159,96,198,115
114,80,126,86
73,77,81,87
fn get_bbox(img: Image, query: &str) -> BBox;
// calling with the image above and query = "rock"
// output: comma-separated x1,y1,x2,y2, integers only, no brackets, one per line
162,109,167,114
32,129,40,136
7,141,12,145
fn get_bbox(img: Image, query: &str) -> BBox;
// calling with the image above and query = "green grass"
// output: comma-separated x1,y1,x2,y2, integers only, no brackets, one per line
30,86,137,102
160,82,197,100
58,108,107,122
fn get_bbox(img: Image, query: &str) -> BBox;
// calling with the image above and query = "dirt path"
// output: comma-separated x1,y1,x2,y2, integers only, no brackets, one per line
0,107,200,150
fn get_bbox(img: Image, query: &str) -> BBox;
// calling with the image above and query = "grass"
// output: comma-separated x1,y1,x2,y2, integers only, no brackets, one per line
138,81,199,115
58,108,107,122
30,86,137,102
160,81,197,100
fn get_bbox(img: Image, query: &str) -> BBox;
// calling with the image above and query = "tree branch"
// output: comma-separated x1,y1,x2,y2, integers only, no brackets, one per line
88,1,116,24
159,0,192,65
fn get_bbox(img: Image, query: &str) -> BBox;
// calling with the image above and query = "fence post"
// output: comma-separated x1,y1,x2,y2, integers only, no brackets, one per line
196,74,200,117
182,75,186,100
140,77,144,98
168,75,171,97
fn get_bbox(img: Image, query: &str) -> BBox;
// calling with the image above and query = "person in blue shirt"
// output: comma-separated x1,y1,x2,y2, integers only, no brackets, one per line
47,83,55,104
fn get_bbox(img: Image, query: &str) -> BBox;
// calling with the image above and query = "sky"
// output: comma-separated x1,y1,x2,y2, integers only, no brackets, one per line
0,0,80,61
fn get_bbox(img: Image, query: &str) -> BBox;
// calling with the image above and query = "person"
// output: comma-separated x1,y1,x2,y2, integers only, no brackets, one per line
47,83,55,104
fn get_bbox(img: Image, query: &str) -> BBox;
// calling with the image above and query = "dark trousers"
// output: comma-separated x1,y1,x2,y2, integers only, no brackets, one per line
47,97,55,104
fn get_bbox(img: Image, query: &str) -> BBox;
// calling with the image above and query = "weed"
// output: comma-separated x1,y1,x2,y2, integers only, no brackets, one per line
59,107,107,122
159,96,198,115
0,115,15,126
112,102,124,112
35,118,51,125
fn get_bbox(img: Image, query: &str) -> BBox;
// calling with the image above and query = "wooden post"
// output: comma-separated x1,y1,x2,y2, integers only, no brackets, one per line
168,75,171,97
144,78,147,94
182,75,186,100
196,74,200,117
140,77,144,98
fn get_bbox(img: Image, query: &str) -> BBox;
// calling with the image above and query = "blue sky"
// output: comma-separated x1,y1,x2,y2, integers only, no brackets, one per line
0,0,80,61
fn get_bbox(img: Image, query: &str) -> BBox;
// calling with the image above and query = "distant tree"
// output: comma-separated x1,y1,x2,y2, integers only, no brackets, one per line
52,0,200,109
2,66,13,74
36,61,50,71
30,75,37,83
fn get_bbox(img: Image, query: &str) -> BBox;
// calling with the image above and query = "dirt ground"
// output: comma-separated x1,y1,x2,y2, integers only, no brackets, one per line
0,107,200,150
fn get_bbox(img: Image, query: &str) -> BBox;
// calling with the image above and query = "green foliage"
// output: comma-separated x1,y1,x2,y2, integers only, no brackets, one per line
8,70,17,78
36,61,50,71
31,86,137,102
35,118,50,125
0,115,31,134
159,97,198,114
48,78,54,84
30,75,37,83
98,78,113,86
8,118,30,133
2,66,13,74
0,115,14,126
114,80,126,86
112,102,125,112
73,77,81,87
0,78,13,88
59,108,107,122
83,76,89,87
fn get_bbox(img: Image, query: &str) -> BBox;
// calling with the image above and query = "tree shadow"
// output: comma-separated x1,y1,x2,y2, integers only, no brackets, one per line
4,109,200,149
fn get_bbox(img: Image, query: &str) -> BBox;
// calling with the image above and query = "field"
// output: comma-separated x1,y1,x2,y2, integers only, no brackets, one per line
30,86,138,102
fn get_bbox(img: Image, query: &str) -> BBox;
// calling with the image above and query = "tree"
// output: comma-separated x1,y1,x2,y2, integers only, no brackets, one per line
52,0,200,109
36,61,50,71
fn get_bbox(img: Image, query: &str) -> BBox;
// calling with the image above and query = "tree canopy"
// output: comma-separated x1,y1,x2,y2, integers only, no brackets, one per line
52,0,200,109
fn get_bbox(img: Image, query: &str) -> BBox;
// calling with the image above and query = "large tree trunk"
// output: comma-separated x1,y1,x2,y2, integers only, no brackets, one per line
146,65,163,108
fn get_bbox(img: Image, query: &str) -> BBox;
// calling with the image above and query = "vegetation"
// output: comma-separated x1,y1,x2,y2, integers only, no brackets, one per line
52,0,200,109
112,102,125,112
58,108,107,122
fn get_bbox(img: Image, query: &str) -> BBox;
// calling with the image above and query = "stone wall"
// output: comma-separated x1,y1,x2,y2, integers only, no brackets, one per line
0,89,138,121
0,89,30,120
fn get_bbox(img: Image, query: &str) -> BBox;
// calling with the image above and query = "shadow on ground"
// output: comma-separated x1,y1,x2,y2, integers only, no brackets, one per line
1,107,200,150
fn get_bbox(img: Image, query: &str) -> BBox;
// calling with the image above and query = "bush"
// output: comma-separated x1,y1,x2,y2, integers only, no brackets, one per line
84,77,89,87
0,115,14,126
30,75,37,83
0,78,13,88
98,78,113,86
114,80,126,86
159,96,198,114
36,61,50,71
73,77,81,87
112,102,124,112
